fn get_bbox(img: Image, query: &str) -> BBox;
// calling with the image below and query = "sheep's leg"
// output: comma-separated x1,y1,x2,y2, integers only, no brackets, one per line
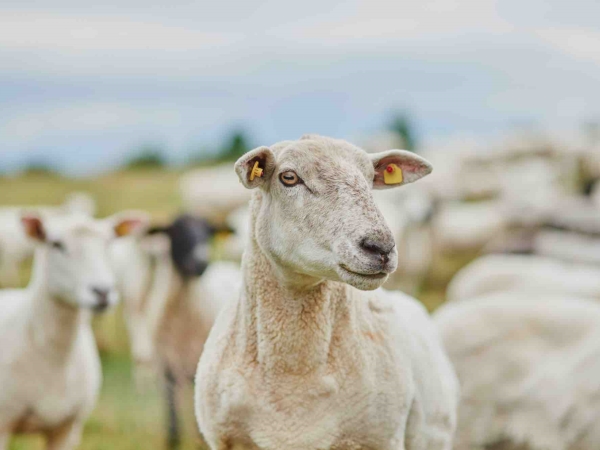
46,420,83,450
165,367,181,450
0,432,10,450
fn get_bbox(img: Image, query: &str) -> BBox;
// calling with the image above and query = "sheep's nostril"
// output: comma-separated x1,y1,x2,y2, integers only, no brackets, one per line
360,238,393,264
91,287,111,310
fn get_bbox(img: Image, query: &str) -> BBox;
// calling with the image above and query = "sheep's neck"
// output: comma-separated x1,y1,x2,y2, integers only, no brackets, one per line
27,248,89,364
240,237,353,376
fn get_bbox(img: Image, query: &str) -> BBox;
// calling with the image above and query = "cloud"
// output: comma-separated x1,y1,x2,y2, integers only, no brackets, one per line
0,102,182,145
535,27,600,65
0,11,240,51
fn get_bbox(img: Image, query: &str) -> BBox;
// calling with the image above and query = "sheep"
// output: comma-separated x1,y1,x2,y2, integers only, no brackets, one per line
432,200,508,253
195,135,458,450
534,229,600,266
434,291,600,450
180,165,252,226
0,211,146,450
0,192,96,288
446,253,600,302
111,215,241,449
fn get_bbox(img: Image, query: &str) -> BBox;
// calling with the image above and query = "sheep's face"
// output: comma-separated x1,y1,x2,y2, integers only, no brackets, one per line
21,212,148,312
236,135,432,290
144,215,226,279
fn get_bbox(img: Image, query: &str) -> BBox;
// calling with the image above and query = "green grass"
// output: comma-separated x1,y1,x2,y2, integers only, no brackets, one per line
10,354,204,450
2,170,474,449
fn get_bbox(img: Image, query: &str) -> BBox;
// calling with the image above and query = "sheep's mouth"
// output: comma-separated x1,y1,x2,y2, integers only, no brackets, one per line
339,265,388,279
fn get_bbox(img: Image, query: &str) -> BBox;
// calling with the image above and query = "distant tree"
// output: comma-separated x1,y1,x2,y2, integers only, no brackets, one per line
219,130,250,161
23,160,58,175
388,113,417,151
125,145,166,169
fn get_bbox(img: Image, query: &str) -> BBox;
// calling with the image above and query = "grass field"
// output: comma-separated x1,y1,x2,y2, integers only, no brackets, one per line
1,169,468,450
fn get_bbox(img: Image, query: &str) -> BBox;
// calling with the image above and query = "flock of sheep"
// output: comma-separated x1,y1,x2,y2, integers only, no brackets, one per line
0,133,599,450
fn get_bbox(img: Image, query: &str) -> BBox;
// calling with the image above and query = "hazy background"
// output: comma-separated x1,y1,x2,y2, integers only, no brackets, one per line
2,0,600,174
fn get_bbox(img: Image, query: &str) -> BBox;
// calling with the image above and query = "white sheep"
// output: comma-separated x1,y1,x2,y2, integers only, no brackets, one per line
435,291,600,450
0,211,146,450
534,229,600,266
447,253,600,302
195,135,458,450
0,192,96,288
432,200,508,253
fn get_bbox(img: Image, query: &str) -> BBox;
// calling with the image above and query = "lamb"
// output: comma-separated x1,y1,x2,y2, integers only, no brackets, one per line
0,192,96,287
194,135,458,450
0,211,146,450
111,215,241,449
434,292,600,450
446,253,600,302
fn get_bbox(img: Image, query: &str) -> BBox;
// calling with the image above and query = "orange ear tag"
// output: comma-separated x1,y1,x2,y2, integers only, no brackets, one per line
249,161,264,181
383,164,403,185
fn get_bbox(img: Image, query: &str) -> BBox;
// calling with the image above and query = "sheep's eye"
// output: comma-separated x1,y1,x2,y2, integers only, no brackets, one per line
279,171,301,187
51,240,66,252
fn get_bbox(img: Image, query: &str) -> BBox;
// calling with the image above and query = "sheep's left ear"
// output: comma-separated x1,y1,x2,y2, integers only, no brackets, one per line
108,211,151,238
21,214,47,242
235,146,276,189
371,150,432,190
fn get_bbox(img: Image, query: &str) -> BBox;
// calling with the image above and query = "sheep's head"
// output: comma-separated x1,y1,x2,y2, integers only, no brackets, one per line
235,135,432,290
145,215,230,279
21,211,149,312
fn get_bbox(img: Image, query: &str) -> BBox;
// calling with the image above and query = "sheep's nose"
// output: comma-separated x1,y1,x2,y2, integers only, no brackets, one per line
91,287,111,311
360,237,394,264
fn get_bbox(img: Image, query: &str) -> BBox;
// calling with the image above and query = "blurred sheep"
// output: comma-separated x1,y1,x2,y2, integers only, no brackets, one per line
447,253,600,303
0,211,146,450
0,192,96,288
435,292,600,450
110,215,241,449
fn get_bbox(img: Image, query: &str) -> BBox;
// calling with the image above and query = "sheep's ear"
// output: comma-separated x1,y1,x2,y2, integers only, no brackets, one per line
208,223,235,236
370,150,432,190
108,211,150,238
21,214,47,242
235,146,276,189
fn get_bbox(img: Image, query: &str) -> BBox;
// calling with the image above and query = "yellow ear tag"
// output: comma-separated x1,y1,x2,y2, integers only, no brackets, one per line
114,220,138,237
383,164,403,185
249,161,264,181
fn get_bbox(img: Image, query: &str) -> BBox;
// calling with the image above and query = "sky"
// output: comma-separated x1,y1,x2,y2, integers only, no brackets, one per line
1,0,599,175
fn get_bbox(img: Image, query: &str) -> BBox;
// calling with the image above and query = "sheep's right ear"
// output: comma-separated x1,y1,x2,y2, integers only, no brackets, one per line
21,215,46,242
109,211,151,238
234,146,276,189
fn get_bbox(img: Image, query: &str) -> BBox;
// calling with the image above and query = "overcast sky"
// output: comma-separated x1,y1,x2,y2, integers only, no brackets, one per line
1,0,599,174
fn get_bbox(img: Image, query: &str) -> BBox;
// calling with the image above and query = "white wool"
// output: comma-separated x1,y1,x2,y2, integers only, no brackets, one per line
534,229,600,265
447,254,600,303
435,292,600,450
195,135,458,450
432,201,507,253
